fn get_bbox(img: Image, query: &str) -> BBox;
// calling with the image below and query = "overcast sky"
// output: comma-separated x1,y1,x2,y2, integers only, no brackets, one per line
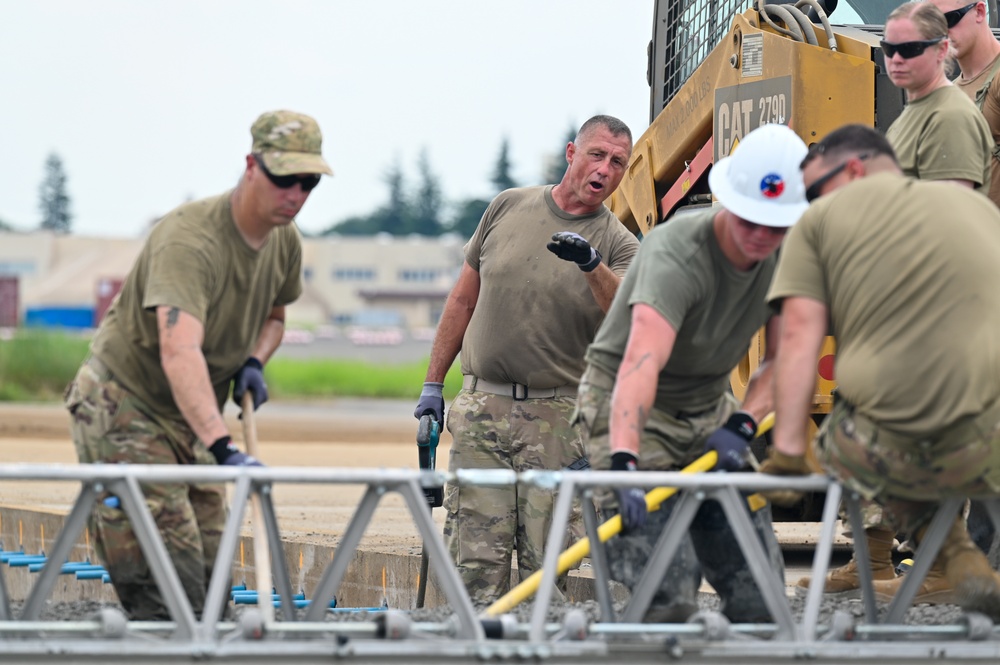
2,1,654,238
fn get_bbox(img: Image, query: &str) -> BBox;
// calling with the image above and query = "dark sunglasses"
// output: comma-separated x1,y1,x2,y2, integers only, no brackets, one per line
254,155,321,192
944,1,978,28
879,37,944,59
805,153,870,203
737,217,787,235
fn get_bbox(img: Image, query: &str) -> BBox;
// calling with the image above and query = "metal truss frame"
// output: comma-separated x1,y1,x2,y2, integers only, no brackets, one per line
0,464,997,663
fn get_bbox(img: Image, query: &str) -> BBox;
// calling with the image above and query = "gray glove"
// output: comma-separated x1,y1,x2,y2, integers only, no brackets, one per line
414,382,444,423
232,357,268,410
546,231,602,272
611,451,647,533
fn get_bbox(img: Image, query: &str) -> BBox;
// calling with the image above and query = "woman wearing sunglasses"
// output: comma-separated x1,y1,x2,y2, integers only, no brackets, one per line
882,1,992,191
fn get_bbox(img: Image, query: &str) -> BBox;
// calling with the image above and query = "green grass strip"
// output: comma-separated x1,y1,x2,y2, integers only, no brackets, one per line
0,330,90,401
0,330,462,402
265,357,462,400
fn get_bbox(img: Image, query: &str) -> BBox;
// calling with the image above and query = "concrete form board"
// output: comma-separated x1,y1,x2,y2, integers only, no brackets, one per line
0,505,615,609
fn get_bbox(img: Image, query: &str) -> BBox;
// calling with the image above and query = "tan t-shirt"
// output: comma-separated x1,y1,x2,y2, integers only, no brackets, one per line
461,185,639,388
956,52,1000,207
886,84,993,190
91,192,303,420
768,173,1000,435
586,208,777,412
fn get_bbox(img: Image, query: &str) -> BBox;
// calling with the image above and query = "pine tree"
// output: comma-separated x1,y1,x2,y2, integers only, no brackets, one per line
39,153,72,234
381,158,410,234
447,198,491,239
412,149,443,236
490,137,517,193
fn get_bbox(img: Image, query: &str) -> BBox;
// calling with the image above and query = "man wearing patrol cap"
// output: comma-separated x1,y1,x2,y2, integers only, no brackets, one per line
575,123,808,623
63,109,332,620
252,110,334,179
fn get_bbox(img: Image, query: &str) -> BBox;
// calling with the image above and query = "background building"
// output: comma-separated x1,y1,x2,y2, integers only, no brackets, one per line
301,233,465,330
0,230,466,333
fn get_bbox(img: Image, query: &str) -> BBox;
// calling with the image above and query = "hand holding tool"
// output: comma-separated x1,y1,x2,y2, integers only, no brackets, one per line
610,451,647,532
233,357,268,411
757,447,811,507
414,382,445,423
704,411,757,471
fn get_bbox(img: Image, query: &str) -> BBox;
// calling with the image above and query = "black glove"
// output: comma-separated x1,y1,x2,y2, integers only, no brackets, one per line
209,435,264,467
704,411,756,472
232,357,268,410
546,231,602,272
611,451,647,533
414,382,445,422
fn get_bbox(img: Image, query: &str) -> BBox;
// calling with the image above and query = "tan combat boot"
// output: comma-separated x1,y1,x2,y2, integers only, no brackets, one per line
871,518,1000,613
940,517,1000,618
871,558,953,604
796,526,896,596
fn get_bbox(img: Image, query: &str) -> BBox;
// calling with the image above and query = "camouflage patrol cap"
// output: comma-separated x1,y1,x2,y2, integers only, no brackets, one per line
251,110,334,176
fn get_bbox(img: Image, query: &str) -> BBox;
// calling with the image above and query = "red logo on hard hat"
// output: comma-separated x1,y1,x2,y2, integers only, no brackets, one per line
761,174,784,198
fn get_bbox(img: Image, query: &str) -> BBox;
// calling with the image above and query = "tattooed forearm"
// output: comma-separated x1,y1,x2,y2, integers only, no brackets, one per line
620,353,654,380
628,406,647,433
166,307,180,328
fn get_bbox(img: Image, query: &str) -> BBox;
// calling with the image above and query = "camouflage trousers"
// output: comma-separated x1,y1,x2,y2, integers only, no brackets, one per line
64,357,226,620
574,366,739,473
443,388,585,605
606,495,784,622
574,365,784,622
817,396,1000,536
839,502,888,536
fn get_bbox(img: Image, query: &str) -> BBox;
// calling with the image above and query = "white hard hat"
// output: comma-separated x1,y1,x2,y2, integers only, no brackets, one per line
708,124,809,228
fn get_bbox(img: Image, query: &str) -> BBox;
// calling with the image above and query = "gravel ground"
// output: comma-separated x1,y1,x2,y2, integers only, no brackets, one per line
11,592,967,629
401,594,967,629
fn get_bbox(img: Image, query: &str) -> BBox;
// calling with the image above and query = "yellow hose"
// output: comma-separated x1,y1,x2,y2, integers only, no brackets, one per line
482,412,775,617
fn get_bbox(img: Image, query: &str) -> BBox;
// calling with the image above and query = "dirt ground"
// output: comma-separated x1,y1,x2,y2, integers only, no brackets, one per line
0,399,446,556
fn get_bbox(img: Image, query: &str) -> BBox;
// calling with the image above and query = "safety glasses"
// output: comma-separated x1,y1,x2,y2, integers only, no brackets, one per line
805,154,870,203
944,1,979,28
879,37,945,59
253,155,322,192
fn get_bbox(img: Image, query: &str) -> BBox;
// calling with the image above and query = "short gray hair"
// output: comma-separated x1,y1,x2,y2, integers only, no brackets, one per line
576,115,632,145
